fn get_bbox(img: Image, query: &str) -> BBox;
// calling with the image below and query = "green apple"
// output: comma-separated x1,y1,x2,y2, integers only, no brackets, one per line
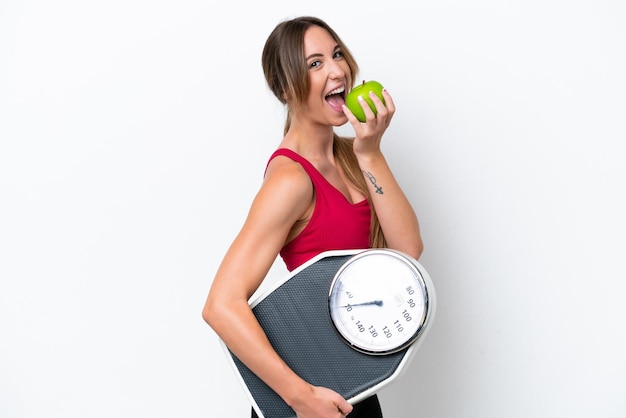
345,80,385,122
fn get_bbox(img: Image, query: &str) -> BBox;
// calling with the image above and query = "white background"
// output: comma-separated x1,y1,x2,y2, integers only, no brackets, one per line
1,1,625,417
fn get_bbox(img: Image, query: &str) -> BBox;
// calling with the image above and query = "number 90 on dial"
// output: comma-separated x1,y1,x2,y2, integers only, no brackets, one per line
327,249,432,355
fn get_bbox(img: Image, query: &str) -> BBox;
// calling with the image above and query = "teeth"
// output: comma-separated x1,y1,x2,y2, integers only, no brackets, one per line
326,86,345,96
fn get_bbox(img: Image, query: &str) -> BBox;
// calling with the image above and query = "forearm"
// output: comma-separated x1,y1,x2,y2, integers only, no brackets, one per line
357,151,423,258
204,299,310,406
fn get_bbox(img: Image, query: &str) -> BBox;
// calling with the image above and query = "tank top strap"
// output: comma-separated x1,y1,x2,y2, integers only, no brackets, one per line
265,148,325,183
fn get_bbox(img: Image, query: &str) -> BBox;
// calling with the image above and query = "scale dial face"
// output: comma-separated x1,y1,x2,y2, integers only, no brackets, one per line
328,249,430,355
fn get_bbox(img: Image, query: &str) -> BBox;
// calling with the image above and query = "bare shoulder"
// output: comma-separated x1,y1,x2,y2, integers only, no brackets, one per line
262,155,313,205
234,154,313,240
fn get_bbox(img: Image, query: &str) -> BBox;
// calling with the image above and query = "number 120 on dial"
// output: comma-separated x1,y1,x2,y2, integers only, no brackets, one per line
328,249,431,355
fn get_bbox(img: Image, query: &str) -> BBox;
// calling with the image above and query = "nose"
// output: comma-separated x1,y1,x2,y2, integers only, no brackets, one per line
328,60,346,79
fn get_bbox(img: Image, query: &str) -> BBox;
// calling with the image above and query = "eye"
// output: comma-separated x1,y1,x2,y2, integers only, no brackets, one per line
333,50,344,59
309,59,322,69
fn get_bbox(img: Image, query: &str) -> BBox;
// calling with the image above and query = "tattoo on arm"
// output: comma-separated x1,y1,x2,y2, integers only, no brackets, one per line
363,170,384,194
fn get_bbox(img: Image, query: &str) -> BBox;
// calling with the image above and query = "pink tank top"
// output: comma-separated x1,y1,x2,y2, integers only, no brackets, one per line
267,148,371,271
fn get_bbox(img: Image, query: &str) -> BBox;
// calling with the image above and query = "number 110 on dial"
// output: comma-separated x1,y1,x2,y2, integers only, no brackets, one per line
328,249,431,355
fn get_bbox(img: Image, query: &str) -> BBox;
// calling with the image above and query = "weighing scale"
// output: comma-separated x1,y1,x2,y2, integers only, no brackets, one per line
220,248,436,418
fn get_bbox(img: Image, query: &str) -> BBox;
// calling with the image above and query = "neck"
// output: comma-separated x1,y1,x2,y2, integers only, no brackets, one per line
280,118,336,160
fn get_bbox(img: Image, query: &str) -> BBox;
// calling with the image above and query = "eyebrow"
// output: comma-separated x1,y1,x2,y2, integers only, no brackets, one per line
305,45,341,62
305,52,324,61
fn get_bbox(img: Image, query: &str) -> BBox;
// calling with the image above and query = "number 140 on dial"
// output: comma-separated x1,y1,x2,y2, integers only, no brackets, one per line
328,249,432,355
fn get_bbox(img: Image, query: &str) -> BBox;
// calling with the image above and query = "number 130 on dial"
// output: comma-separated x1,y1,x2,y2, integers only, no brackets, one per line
328,249,434,355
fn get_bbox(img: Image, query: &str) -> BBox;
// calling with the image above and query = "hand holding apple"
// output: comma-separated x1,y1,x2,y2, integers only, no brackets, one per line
345,80,385,122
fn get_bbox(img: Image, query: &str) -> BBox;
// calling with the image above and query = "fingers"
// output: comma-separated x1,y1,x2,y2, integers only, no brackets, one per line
342,103,360,125
337,399,353,416
367,89,394,125
342,90,394,152
352,92,394,128
380,87,395,113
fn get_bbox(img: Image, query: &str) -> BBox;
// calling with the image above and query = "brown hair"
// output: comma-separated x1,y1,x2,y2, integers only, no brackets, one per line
261,16,386,248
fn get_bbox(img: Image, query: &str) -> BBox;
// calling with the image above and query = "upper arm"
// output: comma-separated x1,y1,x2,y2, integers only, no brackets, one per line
208,157,313,301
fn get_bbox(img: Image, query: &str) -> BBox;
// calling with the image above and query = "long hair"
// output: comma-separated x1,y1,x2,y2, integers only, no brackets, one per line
261,16,386,248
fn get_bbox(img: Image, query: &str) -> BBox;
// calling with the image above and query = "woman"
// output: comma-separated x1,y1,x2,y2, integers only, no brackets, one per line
202,16,423,418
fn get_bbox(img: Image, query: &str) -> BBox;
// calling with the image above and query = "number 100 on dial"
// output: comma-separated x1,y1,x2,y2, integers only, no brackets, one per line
328,249,432,355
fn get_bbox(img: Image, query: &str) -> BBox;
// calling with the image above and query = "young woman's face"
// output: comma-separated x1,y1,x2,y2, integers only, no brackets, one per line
301,25,351,126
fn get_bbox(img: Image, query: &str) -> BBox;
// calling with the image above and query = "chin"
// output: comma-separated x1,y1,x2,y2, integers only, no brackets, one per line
331,114,349,127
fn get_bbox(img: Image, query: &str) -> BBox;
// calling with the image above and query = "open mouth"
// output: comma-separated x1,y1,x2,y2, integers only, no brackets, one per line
325,86,346,112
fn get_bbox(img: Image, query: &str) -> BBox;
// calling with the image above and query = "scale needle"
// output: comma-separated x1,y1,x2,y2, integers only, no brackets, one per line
341,300,383,308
